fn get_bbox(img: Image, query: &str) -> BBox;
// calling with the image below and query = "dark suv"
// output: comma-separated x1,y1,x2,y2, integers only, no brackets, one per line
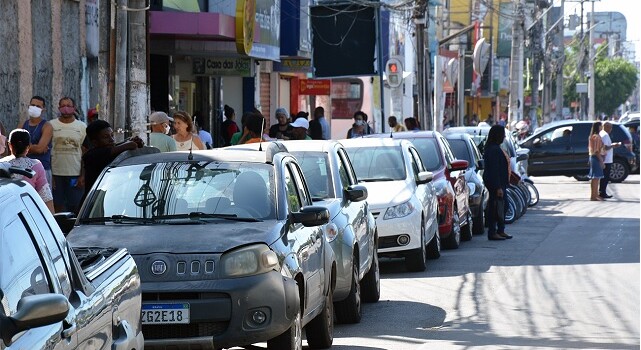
67,145,335,350
520,121,638,182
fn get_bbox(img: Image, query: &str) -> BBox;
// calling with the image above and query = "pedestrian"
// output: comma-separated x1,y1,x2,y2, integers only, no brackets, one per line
293,111,309,121
220,105,239,146
1,129,54,213
290,118,312,140
346,111,371,138
50,96,86,213
483,125,512,240
588,121,605,201
82,120,143,198
404,117,420,131
309,106,330,140
598,122,622,199
172,111,205,151
230,112,250,145
193,113,213,149
21,96,53,184
388,116,407,133
148,111,177,152
238,112,266,144
269,107,293,140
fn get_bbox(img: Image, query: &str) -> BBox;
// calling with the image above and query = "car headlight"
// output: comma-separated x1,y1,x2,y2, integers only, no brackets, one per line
220,244,279,278
384,201,414,220
324,223,339,243
467,183,476,195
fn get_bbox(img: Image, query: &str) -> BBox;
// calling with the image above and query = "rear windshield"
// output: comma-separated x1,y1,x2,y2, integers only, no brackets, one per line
345,146,406,182
407,138,443,171
447,139,473,164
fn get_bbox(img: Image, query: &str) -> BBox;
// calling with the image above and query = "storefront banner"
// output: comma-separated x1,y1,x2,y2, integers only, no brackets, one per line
299,79,331,95
192,57,253,76
275,59,312,73
497,2,514,58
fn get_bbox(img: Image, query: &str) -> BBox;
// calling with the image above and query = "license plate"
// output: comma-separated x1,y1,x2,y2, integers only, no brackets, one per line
142,303,190,324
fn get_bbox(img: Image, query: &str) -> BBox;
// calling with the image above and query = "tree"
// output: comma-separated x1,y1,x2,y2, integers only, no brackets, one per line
594,57,638,116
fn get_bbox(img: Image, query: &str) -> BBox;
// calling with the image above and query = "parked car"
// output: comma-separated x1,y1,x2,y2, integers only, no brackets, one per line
341,138,439,272
624,118,640,174
67,145,336,350
519,121,638,182
442,132,488,235
0,163,144,350
384,131,473,249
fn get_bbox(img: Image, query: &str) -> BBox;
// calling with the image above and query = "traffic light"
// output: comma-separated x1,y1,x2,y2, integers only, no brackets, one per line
385,58,403,88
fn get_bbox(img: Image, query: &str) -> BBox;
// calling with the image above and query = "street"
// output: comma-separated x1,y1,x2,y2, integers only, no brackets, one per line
325,175,640,350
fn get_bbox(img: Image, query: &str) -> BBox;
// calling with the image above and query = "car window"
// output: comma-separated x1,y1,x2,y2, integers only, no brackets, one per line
611,124,632,142
345,146,407,181
289,163,312,207
283,165,302,212
1,215,52,316
83,162,276,220
447,139,473,164
337,148,357,185
409,147,425,173
440,137,457,164
407,138,443,171
540,126,574,144
292,152,333,200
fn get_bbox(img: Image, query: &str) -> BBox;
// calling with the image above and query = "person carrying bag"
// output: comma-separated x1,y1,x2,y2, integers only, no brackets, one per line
482,125,512,240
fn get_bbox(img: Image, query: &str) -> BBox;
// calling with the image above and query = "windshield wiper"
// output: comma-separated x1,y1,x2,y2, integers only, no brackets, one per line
79,214,157,224
154,212,262,222
360,177,396,182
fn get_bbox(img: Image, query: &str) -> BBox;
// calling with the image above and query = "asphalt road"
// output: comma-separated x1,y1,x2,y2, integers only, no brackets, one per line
242,175,640,350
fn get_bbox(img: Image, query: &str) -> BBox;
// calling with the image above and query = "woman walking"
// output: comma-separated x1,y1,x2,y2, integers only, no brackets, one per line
172,111,205,151
588,121,605,201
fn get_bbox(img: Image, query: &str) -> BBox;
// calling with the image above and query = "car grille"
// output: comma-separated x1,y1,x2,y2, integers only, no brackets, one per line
143,322,228,339
379,236,401,249
142,292,227,301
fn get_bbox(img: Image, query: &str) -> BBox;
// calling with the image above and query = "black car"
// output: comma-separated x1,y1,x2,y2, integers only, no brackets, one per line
520,121,638,182
624,118,640,174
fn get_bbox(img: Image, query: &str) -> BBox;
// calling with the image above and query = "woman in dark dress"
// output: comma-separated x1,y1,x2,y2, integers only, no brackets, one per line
482,125,512,240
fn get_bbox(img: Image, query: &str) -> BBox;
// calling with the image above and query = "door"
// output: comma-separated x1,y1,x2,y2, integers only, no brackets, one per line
441,136,468,219
527,125,576,175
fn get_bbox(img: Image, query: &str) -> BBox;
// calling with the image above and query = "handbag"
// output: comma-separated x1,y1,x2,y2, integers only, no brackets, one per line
495,196,505,225
509,172,521,185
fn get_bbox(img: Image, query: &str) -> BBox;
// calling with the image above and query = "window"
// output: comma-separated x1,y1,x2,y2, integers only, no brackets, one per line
289,163,311,207
541,126,574,145
338,149,357,185
1,216,52,316
345,146,407,181
448,139,473,164
293,152,332,200
409,138,443,171
284,166,302,213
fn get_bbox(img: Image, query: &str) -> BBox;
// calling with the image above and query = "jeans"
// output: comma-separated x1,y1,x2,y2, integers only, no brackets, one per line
599,163,612,196
52,175,83,213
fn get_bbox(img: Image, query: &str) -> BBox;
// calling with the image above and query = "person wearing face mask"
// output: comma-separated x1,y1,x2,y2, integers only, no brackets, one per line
148,111,177,152
50,96,87,213
20,96,53,185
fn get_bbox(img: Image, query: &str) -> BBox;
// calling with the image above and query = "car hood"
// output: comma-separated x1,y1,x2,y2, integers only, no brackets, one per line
67,221,280,254
360,181,412,209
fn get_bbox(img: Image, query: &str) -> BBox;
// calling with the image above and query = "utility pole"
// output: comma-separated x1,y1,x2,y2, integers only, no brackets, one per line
588,0,595,120
415,0,427,130
556,0,565,120
376,5,386,133
128,0,150,138
433,5,443,132
114,0,128,141
579,0,585,120
508,0,524,126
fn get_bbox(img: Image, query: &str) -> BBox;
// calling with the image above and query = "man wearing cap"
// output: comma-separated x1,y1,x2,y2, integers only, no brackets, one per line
148,111,177,152
290,118,312,140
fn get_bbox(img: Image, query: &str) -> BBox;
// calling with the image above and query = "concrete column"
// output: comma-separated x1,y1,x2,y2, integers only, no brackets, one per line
51,0,62,103
17,1,33,126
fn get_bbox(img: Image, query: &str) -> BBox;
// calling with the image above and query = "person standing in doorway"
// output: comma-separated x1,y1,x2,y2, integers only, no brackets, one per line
22,96,53,185
309,106,330,140
221,105,239,146
599,122,621,199
50,97,87,213
148,111,177,152
483,125,512,240
588,121,605,201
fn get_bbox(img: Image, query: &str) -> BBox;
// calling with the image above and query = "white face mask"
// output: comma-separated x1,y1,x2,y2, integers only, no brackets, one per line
28,105,42,118
164,124,171,135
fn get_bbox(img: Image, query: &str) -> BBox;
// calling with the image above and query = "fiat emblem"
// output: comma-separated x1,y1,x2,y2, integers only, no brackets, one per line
151,260,167,275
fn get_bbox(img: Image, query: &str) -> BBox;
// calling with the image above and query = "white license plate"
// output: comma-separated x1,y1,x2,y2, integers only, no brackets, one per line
142,303,190,324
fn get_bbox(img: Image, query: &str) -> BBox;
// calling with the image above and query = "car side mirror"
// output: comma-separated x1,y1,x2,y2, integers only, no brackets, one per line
290,206,330,227
416,171,433,184
450,159,469,171
516,153,529,162
477,159,485,170
54,212,76,236
345,185,368,202
1,294,69,346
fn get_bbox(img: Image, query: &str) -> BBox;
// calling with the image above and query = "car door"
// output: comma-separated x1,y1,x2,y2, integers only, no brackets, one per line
1,199,72,350
440,136,469,219
526,125,575,175
283,160,325,315
567,124,592,172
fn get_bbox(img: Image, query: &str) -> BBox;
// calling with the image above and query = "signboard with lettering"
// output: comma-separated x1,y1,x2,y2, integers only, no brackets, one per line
299,79,331,95
497,2,514,58
275,59,312,73
192,57,253,77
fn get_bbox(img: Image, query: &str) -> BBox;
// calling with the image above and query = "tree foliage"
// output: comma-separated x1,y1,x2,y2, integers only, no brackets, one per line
563,39,639,116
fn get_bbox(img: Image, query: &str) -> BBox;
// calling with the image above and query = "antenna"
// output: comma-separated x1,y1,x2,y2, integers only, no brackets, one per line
188,115,194,160
258,117,265,151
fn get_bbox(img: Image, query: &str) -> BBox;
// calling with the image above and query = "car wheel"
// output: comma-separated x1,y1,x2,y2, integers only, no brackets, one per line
361,247,380,303
405,221,427,272
305,289,334,349
335,259,361,324
472,207,484,235
426,225,441,259
267,307,302,350
461,210,473,241
609,158,629,183
443,209,461,249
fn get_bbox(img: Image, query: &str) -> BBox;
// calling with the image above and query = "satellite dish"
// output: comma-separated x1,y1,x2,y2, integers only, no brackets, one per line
446,58,458,86
473,37,491,76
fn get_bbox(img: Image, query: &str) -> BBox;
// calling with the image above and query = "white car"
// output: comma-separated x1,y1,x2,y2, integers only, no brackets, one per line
341,138,440,272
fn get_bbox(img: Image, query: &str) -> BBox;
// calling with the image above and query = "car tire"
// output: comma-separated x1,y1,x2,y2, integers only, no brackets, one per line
461,210,473,241
405,221,427,272
426,225,441,259
609,158,629,183
305,289,334,349
267,307,302,350
443,209,461,249
334,259,361,324
361,247,380,303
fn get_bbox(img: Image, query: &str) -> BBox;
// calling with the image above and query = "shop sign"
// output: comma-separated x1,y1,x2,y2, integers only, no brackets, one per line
299,79,331,95
192,57,253,77
497,2,513,57
235,0,256,55
276,59,312,73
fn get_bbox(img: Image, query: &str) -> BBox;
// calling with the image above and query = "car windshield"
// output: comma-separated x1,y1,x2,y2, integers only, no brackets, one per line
292,152,334,201
82,161,276,222
447,139,473,164
406,138,443,171
345,146,406,181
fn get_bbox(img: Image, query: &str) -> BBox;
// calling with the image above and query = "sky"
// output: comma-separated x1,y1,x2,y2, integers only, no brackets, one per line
563,0,641,61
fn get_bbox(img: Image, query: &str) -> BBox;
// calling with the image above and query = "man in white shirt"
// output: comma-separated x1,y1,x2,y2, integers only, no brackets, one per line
599,122,621,199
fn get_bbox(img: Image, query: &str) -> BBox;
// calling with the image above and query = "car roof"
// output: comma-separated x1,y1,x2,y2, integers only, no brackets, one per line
113,149,276,167
282,140,341,153
442,132,471,140
370,130,440,139
340,137,408,148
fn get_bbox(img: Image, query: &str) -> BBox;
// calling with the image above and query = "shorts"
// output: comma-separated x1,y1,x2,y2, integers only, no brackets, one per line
588,155,604,179
52,175,84,212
